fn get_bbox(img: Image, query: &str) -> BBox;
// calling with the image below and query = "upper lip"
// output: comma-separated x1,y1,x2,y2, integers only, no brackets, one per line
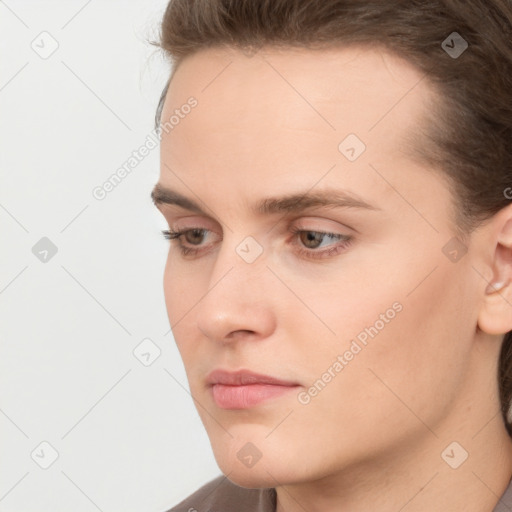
206,369,299,387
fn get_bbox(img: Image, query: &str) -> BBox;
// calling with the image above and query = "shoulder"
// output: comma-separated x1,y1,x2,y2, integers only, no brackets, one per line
494,478,512,512
163,474,276,512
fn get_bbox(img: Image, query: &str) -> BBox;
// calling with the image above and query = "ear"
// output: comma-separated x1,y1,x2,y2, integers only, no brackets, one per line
477,203,512,336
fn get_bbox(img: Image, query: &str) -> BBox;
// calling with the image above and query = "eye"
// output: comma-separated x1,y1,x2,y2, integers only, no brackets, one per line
161,228,209,257
161,226,353,260
288,226,353,259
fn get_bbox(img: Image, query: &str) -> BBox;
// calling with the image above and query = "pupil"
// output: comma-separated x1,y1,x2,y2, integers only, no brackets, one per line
302,231,322,248
188,229,203,244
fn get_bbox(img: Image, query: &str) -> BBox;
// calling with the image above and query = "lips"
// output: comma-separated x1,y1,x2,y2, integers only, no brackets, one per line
206,369,299,387
206,369,301,409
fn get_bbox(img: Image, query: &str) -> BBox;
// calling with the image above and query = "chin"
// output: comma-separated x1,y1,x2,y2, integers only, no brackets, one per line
211,442,301,489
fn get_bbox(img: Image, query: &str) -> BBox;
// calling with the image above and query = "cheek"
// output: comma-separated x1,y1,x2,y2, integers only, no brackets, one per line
163,254,205,317
343,265,472,424
162,257,203,357
297,255,473,429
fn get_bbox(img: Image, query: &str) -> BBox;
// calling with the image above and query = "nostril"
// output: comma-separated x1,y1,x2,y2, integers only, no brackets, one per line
226,329,255,338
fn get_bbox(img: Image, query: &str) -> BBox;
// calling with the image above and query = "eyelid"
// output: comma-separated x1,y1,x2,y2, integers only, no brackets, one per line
166,215,220,233
163,220,354,261
290,216,356,234
167,215,356,242
168,214,355,233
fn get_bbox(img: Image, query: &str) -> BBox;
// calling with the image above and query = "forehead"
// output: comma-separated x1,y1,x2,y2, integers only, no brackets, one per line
158,44,444,223
164,44,431,125
161,44,433,161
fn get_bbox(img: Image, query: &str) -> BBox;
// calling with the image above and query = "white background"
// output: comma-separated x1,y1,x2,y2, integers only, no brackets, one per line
0,1,220,510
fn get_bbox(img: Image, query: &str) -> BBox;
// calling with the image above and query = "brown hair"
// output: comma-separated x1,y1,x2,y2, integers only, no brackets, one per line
151,0,512,436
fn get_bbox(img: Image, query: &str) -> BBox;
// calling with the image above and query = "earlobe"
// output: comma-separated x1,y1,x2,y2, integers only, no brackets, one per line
478,283,512,334
478,280,512,335
485,281,507,294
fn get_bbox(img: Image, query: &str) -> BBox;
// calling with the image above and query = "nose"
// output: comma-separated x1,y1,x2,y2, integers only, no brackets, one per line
195,238,276,345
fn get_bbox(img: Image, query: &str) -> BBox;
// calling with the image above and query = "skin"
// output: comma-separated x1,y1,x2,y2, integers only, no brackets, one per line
153,45,512,512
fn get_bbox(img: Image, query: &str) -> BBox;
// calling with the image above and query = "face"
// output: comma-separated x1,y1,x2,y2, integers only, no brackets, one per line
154,45,487,488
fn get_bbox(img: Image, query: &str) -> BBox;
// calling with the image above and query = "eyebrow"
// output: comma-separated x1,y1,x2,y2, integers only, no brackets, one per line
150,183,381,216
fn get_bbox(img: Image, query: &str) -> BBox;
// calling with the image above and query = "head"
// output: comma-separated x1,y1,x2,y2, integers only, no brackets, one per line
150,0,512,488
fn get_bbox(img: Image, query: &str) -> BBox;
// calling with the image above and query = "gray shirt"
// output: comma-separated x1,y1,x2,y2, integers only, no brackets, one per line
165,474,512,512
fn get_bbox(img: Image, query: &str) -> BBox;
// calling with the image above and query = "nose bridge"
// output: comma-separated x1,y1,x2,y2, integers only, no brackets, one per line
195,231,274,341
210,229,267,294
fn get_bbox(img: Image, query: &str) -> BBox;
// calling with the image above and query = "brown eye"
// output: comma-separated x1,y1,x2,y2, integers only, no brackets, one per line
299,231,324,249
162,226,353,261
184,229,206,245
290,227,353,260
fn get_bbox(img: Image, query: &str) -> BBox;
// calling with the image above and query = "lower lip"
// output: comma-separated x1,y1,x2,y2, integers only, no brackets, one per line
211,383,299,409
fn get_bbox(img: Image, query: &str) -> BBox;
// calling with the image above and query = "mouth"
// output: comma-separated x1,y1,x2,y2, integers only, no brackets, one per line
206,369,301,409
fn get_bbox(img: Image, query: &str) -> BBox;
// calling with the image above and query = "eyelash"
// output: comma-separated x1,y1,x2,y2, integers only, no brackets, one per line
160,226,353,260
